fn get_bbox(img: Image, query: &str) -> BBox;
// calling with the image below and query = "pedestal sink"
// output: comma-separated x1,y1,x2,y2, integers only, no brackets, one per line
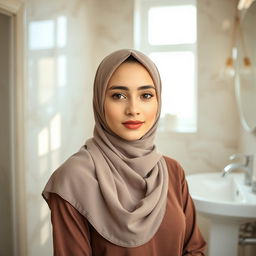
186,172,256,256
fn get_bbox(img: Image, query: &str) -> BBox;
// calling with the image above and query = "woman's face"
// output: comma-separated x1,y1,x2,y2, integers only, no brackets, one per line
104,61,158,141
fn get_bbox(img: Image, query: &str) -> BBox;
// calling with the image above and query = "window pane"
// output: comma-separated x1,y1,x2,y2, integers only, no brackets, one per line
150,52,196,132
148,5,196,45
57,16,67,48
29,20,55,50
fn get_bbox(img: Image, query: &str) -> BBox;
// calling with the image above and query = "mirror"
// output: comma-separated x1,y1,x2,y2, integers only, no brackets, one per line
235,1,256,133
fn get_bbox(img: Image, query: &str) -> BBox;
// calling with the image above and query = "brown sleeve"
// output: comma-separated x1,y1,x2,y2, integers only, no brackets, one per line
181,168,207,256
48,193,92,256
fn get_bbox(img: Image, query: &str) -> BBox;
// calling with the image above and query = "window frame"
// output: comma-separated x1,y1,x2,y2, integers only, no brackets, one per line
134,0,198,133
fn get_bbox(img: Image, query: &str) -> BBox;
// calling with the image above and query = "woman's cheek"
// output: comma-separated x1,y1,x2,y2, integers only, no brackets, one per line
146,102,158,120
106,101,121,120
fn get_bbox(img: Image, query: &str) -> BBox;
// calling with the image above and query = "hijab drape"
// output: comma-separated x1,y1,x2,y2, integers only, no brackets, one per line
42,49,169,247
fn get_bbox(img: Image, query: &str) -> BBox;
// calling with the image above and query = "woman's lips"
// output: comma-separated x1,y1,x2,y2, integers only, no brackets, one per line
123,123,143,129
122,121,144,130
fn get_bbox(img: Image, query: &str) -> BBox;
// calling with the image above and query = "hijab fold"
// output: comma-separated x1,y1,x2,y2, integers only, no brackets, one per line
42,49,169,247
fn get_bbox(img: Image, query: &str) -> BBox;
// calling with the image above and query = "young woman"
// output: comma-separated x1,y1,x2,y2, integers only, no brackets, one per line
42,49,206,256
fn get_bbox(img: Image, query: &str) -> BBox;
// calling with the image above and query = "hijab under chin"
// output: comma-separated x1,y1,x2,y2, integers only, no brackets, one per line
42,49,169,247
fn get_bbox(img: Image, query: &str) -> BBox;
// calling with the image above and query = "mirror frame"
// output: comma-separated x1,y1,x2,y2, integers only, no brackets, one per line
234,3,256,134
235,76,256,133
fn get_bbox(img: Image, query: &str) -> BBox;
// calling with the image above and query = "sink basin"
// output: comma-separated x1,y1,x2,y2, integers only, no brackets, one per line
186,172,256,220
186,172,256,256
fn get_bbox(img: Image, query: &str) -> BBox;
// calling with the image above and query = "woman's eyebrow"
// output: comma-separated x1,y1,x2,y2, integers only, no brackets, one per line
108,85,155,91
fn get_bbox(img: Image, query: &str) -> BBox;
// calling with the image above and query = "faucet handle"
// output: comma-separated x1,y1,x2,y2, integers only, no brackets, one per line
229,153,253,167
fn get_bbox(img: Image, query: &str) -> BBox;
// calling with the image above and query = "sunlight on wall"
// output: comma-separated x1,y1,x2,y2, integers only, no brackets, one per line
29,16,68,250
50,114,61,151
37,115,61,244
38,57,55,104
57,55,67,87
31,16,67,172
38,128,49,156
40,203,50,245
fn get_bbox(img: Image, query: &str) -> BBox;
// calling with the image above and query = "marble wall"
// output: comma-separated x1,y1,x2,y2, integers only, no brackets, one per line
90,0,134,69
23,0,254,255
25,0,95,255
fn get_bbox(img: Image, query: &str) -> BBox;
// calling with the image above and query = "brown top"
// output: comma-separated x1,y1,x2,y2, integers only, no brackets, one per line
48,156,206,256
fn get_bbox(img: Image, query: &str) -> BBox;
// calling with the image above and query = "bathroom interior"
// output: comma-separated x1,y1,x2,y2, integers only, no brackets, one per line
0,0,256,255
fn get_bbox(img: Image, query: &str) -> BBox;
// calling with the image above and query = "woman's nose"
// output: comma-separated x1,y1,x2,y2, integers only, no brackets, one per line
125,98,140,116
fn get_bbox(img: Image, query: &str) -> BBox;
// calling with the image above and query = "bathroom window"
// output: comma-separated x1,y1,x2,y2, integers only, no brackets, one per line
134,0,197,133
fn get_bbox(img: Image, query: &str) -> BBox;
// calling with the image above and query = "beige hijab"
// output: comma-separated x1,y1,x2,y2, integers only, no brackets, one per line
42,49,169,247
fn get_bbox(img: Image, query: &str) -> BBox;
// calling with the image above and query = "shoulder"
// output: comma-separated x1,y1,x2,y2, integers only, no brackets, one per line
42,146,95,200
162,155,186,184
163,155,181,169
52,145,94,180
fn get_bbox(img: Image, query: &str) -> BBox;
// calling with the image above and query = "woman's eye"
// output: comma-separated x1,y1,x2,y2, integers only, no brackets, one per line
110,92,154,100
111,93,126,100
142,93,154,99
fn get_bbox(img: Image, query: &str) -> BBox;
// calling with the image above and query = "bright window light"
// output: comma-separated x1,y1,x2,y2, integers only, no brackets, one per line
135,0,197,132
29,20,55,50
148,5,196,45
57,16,67,48
150,52,196,132
29,16,67,50
150,52,195,118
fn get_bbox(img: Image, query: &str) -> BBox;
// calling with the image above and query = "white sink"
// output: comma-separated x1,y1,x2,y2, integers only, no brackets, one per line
186,172,256,220
186,172,256,256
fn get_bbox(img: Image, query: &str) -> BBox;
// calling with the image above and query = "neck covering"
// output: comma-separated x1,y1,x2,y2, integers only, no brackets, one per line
42,49,169,247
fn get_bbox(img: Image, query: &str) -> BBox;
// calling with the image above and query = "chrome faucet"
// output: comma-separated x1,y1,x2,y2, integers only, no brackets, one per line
222,154,254,186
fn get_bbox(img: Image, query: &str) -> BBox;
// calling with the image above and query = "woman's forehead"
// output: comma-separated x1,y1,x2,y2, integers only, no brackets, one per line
107,85,156,92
